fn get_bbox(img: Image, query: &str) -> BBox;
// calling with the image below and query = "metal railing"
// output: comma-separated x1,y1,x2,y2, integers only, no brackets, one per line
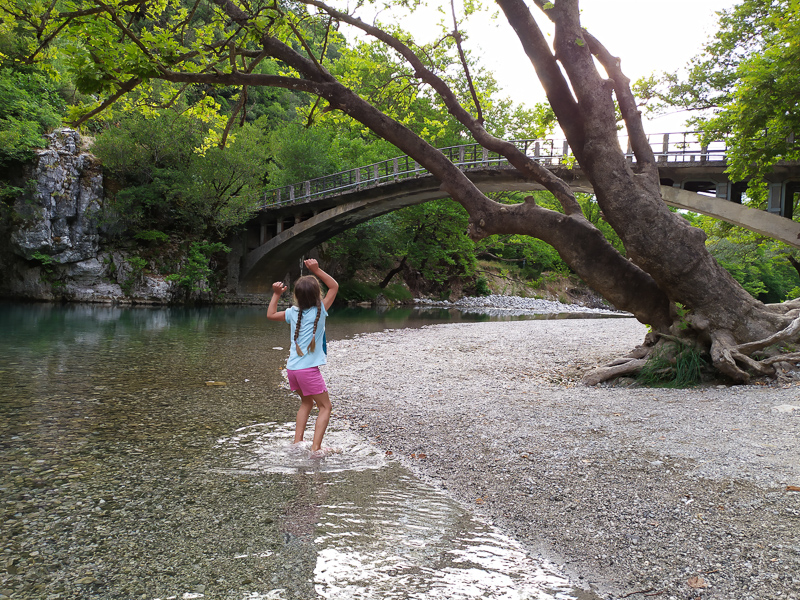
260,131,726,210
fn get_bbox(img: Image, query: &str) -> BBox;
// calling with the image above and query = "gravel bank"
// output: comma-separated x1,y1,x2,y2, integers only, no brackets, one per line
324,317,800,600
416,294,621,315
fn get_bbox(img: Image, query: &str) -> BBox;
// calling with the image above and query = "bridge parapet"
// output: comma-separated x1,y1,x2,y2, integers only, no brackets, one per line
261,132,727,209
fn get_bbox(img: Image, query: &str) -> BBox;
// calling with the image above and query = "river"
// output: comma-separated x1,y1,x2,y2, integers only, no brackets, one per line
0,302,600,600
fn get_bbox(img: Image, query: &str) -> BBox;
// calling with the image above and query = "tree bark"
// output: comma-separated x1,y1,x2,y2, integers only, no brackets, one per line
380,256,407,289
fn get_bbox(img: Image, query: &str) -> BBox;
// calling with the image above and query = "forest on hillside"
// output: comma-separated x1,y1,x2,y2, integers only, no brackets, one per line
1,0,799,306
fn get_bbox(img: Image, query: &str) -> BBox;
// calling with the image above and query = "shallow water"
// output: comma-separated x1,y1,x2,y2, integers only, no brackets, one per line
0,303,598,599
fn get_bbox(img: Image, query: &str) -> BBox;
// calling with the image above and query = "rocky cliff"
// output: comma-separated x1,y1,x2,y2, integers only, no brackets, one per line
0,129,171,303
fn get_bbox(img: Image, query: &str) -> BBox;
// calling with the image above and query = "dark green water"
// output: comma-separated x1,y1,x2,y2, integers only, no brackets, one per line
0,303,596,600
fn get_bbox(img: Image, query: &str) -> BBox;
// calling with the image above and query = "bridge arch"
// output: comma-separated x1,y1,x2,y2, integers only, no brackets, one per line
230,134,800,295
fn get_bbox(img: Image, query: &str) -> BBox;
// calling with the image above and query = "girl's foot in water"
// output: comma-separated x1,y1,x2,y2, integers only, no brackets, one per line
309,447,337,459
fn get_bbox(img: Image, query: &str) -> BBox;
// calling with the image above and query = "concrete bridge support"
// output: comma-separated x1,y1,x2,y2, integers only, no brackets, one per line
660,186,800,246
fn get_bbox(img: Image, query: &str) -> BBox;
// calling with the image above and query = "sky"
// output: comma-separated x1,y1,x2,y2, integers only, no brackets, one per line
350,0,740,134
476,0,738,132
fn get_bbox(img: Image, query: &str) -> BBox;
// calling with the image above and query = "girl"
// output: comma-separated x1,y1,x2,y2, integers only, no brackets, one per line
267,259,339,458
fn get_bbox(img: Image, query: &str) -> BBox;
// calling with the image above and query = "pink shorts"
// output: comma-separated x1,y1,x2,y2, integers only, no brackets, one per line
287,367,328,396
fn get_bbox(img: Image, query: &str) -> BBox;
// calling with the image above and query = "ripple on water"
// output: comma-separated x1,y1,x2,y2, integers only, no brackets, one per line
215,421,387,474
213,422,594,600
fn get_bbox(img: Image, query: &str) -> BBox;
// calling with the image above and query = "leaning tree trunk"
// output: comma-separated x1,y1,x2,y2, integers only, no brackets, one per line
218,0,799,382
508,0,800,382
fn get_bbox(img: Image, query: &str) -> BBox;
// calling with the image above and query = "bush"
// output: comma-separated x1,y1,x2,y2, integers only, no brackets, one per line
165,241,230,294
0,67,65,166
474,276,492,296
336,280,381,303
134,230,170,244
382,283,412,303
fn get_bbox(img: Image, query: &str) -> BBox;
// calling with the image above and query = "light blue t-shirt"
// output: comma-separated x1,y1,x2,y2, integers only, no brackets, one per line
285,305,328,370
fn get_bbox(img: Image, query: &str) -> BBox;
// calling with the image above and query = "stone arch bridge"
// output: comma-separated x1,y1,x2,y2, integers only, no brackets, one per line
229,132,800,294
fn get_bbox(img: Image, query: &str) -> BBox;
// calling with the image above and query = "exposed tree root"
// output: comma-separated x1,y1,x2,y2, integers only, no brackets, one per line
736,315,800,354
583,317,800,386
582,358,648,386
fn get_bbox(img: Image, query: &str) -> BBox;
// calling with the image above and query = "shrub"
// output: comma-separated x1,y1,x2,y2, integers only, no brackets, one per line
474,276,492,296
336,280,381,303
165,241,229,294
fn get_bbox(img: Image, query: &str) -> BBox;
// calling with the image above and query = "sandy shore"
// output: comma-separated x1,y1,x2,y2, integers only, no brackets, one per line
324,317,800,600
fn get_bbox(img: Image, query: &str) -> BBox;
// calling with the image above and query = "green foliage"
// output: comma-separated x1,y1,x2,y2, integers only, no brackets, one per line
120,256,148,296
0,67,64,165
327,199,477,289
134,230,170,244
165,241,230,294
474,276,491,296
30,250,60,285
335,281,410,303
650,0,800,185
693,217,800,303
674,303,691,331
383,283,413,303
336,281,381,303
267,123,342,187
92,109,269,236
31,250,55,268
637,342,708,388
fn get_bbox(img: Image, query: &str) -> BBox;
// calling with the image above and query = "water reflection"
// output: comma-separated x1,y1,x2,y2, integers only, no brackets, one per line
0,302,596,599
310,470,584,600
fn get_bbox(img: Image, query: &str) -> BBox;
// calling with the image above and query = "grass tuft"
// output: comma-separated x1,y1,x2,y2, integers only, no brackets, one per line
636,342,707,388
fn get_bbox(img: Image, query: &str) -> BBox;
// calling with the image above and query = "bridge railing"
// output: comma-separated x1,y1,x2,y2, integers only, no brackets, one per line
261,131,726,209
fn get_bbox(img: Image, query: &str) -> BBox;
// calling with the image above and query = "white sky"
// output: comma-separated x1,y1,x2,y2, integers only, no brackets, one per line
347,0,739,134
475,0,738,132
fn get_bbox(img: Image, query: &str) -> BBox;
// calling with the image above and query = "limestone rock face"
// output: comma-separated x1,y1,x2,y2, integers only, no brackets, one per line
0,128,175,303
10,128,103,263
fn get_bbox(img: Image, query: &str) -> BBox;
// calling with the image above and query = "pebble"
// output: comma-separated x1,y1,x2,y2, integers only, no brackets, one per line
325,316,800,600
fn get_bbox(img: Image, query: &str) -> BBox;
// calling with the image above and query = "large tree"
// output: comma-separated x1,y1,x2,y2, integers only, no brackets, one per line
7,0,800,383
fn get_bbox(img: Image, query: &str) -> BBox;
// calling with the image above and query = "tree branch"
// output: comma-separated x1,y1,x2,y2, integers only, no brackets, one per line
93,0,164,70
449,0,482,124
303,0,583,216
495,0,584,152
582,30,657,176
70,77,143,127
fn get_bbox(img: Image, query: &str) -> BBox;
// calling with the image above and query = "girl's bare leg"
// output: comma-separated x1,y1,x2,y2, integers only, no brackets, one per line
309,391,332,452
294,394,314,443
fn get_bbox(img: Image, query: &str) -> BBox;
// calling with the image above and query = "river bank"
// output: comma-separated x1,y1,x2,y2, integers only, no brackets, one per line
323,318,800,600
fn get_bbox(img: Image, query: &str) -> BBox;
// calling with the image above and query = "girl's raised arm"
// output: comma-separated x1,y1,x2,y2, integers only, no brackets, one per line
305,259,339,310
267,281,287,321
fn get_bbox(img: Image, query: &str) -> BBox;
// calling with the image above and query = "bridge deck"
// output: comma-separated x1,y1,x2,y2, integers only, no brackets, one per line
260,132,728,212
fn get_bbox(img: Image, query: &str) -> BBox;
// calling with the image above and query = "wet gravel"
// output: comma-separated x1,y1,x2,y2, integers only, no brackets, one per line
324,317,800,600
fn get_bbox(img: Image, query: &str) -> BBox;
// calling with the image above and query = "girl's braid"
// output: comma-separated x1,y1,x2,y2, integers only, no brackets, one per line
307,300,322,353
294,308,305,356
